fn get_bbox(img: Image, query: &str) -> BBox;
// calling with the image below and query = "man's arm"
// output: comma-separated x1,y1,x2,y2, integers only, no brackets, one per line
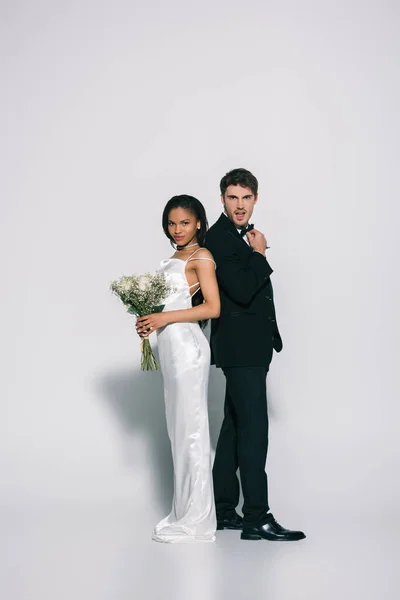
206,233,273,306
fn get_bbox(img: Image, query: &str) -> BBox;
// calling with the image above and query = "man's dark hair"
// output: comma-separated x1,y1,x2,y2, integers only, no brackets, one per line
220,168,258,197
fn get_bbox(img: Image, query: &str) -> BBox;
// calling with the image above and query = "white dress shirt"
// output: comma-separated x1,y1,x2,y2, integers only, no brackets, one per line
222,211,251,245
237,227,250,245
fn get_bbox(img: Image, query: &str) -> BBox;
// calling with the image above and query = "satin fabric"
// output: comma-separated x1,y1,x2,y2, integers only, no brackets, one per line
152,257,216,543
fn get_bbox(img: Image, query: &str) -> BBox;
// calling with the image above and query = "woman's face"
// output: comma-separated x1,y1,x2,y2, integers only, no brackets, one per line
168,207,200,246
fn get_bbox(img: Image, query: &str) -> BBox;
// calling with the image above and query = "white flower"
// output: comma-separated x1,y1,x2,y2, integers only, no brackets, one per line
137,274,152,291
119,278,133,292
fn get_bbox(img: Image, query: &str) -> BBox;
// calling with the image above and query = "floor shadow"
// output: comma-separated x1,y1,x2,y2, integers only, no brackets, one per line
96,366,174,513
95,363,227,514
95,351,277,517
207,366,225,451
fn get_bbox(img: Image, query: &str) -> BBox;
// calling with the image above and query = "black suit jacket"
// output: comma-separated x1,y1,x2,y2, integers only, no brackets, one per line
205,214,283,368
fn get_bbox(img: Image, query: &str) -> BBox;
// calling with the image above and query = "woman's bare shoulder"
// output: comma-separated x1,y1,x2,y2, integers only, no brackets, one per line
193,247,215,261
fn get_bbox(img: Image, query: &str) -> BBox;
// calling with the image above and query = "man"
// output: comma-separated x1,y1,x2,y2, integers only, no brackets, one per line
205,168,305,541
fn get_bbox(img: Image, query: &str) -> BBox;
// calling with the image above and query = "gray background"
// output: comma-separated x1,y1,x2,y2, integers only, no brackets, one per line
1,1,399,599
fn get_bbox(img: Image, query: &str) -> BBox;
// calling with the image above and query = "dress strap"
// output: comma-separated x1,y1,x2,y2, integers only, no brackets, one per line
186,247,216,268
189,281,200,297
187,257,216,268
185,247,203,262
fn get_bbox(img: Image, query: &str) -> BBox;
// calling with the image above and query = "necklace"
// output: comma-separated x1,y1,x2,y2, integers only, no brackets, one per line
176,242,199,251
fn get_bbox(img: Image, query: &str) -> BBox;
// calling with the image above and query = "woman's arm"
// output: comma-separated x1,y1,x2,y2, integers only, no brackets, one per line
136,256,220,336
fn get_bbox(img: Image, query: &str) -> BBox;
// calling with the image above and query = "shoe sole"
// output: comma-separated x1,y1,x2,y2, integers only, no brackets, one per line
241,533,306,541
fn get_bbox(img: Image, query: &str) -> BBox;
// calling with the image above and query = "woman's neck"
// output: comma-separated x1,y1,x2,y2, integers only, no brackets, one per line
176,241,199,251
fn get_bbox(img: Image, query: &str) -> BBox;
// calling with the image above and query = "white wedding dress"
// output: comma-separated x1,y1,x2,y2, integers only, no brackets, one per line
152,248,217,543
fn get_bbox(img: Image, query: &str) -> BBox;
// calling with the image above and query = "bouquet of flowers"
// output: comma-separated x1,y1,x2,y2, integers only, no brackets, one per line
110,272,173,371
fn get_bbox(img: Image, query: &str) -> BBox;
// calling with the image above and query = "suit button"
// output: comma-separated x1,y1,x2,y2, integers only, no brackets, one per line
265,296,271,300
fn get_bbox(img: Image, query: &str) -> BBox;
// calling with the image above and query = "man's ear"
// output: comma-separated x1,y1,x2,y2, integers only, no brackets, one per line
220,194,225,207
253,194,258,205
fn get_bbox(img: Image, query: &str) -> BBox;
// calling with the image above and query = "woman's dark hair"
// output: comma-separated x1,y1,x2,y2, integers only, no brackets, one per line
220,167,258,197
162,194,208,247
162,194,209,329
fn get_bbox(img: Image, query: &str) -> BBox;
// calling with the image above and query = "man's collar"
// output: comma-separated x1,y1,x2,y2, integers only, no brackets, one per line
221,212,236,227
217,212,252,244
220,212,252,233
218,212,240,234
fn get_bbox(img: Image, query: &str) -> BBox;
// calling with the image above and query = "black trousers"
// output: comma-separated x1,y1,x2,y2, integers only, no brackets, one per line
212,366,269,525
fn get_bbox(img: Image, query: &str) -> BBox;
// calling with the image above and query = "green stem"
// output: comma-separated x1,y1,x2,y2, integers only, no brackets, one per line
140,338,160,371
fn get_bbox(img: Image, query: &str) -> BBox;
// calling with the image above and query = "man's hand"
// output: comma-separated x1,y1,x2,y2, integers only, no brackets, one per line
247,229,267,255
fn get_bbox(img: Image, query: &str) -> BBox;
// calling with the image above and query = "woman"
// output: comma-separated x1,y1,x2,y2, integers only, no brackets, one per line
136,195,220,543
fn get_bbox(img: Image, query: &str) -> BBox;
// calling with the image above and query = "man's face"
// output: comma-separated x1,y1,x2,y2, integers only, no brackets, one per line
221,185,258,228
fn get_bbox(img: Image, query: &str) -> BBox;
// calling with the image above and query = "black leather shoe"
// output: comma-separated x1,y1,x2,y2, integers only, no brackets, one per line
217,512,243,530
241,514,306,541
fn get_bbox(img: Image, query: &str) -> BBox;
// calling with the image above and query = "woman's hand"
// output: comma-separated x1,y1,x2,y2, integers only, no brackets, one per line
136,312,168,337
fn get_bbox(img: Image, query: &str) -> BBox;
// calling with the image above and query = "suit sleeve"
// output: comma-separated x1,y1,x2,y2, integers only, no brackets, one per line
205,233,273,305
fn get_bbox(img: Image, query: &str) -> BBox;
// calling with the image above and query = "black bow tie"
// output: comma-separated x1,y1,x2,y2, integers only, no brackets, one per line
239,223,254,237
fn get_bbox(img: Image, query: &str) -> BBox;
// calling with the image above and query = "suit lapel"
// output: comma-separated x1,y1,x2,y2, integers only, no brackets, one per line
216,213,247,241
217,213,252,252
